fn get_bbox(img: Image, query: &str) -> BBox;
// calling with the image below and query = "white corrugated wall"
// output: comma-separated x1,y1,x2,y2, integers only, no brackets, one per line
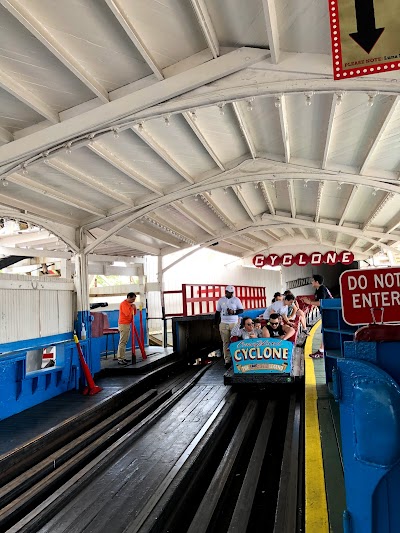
0,274,74,344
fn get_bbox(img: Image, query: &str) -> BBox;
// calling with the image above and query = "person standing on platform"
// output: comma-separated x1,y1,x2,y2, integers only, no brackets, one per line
303,274,333,358
117,292,137,365
214,285,244,369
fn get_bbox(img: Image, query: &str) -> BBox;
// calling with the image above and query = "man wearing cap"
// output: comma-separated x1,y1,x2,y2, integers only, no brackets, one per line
214,286,244,368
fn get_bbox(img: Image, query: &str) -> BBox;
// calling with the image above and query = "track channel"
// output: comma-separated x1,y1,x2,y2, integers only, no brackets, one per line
2,364,303,533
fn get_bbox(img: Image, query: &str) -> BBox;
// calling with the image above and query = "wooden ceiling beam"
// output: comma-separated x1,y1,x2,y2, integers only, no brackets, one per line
104,0,164,80
261,0,280,63
0,69,59,123
189,0,219,59
1,0,109,102
8,173,107,216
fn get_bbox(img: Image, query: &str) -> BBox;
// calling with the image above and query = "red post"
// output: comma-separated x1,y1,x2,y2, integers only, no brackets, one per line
139,305,144,347
73,335,102,396
134,324,147,360
182,284,187,316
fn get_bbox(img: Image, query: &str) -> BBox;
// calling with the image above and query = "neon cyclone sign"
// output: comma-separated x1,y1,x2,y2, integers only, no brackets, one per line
253,251,354,268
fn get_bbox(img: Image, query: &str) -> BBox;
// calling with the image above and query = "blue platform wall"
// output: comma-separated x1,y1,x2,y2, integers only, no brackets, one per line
321,299,400,533
0,309,147,420
0,335,87,421
90,310,148,371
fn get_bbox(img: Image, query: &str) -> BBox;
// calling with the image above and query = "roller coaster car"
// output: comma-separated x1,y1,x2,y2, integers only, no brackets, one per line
224,337,295,385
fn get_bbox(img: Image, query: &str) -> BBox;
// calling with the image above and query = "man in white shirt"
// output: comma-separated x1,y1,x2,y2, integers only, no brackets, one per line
214,285,244,368
263,293,295,324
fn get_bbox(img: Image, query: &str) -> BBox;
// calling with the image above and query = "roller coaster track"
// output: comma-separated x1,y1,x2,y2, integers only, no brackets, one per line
1,364,303,533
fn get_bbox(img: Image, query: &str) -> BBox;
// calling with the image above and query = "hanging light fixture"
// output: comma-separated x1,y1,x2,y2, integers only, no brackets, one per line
335,92,344,105
305,92,313,106
367,92,378,107
247,98,254,111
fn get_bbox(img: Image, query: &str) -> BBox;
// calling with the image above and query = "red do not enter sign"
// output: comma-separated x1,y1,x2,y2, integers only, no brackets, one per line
339,267,400,325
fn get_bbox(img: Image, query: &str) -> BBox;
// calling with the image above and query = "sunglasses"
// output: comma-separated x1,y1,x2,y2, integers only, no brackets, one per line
245,322,254,326
269,321,279,325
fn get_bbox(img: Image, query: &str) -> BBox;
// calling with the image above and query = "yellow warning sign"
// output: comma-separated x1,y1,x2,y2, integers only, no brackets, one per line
329,0,400,79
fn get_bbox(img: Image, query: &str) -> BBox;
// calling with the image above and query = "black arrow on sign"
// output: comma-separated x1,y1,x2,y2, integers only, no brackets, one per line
349,0,384,54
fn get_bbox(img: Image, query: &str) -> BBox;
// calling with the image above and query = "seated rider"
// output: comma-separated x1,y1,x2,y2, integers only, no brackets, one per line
271,291,284,304
283,290,308,331
263,293,295,326
262,313,295,341
231,316,266,340
253,318,262,330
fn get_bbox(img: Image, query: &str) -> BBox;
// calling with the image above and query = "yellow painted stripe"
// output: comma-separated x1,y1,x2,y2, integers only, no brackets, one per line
305,319,329,532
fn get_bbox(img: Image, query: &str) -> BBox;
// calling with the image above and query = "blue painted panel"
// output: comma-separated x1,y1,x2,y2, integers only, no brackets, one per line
344,341,400,385
353,380,400,467
0,338,85,420
0,333,72,355
88,309,148,371
337,358,400,532
321,299,358,383
372,464,400,533
238,308,268,320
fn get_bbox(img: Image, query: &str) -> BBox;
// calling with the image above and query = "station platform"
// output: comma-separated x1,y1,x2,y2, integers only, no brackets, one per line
305,321,345,533
100,345,174,373
0,346,174,457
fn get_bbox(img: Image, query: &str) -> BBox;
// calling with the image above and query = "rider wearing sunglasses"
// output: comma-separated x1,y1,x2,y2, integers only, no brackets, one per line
263,313,295,340
230,316,266,340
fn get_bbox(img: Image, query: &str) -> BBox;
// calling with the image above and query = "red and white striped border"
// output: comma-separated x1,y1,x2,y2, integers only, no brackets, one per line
328,0,400,79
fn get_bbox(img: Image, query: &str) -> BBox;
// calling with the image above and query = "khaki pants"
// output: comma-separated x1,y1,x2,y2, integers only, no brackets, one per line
219,322,237,363
117,323,131,360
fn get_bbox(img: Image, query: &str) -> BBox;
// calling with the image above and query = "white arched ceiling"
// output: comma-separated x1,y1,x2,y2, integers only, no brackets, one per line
0,0,399,263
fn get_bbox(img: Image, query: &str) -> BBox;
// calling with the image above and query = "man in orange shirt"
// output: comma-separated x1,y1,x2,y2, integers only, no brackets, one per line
117,292,137,365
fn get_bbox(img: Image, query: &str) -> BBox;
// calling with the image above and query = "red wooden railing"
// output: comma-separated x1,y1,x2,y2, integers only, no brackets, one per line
163,284,267,317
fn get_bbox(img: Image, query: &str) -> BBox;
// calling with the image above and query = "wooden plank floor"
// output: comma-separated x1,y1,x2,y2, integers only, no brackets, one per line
38,364,229,532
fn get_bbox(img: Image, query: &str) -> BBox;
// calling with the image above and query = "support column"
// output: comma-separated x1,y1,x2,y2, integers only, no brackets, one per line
60,258,72,280
73,230,90,339
158,255,166,347
74,252,90,335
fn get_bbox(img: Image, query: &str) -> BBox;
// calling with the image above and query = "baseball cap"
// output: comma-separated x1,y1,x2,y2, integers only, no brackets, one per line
226,285,235,293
